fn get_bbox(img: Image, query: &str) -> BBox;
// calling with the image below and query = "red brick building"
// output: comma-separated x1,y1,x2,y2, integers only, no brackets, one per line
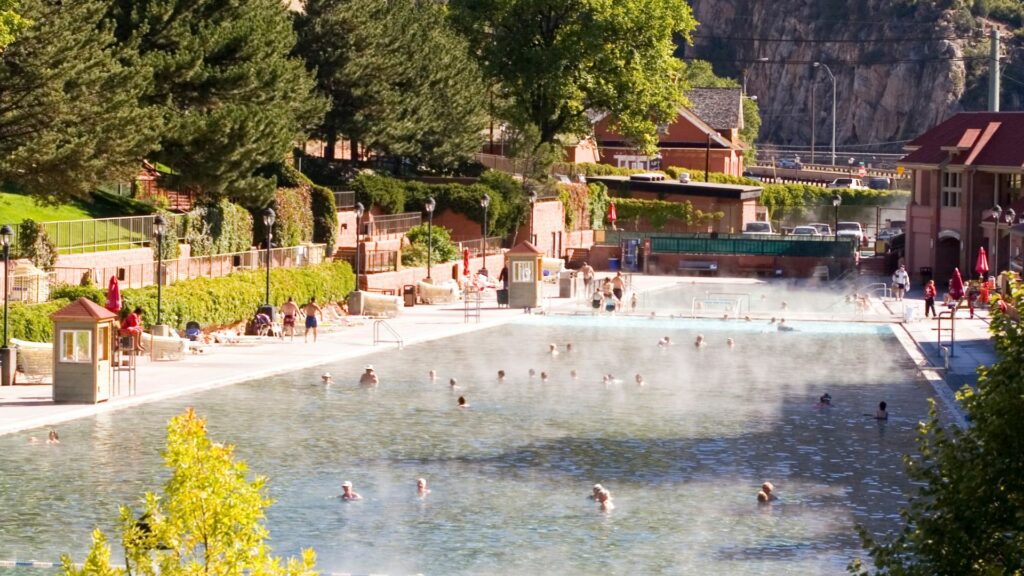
592,88,746,177
900,112,1024,285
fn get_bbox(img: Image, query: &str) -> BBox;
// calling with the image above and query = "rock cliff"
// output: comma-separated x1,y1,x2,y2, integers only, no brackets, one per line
684,0,969,151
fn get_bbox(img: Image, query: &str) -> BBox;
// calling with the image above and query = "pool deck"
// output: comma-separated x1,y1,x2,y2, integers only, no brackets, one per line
0,275,994,436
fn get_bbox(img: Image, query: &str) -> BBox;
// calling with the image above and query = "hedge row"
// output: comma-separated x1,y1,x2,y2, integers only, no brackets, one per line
9,261,356,342
613,198,723,230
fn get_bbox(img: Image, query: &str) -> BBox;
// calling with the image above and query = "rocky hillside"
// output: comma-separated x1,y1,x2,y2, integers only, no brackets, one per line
683,0,1007,150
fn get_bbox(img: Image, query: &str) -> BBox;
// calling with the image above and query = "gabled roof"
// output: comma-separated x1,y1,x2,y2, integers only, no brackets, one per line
50,297,118,321
685,88,743,131
900,112,1024,169
508,241,543,255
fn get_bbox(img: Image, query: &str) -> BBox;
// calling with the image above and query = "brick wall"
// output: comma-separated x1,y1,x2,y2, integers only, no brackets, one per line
362,253,503,295
514,200,567,257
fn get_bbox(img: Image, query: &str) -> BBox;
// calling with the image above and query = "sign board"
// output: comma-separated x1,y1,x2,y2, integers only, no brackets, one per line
896,166,905,176
858,166,867,177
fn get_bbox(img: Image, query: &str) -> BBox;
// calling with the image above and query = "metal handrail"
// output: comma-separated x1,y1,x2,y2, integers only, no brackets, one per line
368,212,421,236
863,282,892,299
373,319,403,348
331,189,356,209
936,309,956,357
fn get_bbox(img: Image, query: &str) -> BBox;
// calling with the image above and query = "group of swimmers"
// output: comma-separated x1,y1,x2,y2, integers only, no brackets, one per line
817,393,890,420
28,429,59,444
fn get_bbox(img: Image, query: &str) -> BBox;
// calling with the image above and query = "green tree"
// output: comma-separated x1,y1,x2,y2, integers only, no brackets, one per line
850,280,1024,574
107,0,326,207
62,408,317,576
0,0,29,48
450,0,698,154
0,0,154,201
296,0,487,172
402,223,458,267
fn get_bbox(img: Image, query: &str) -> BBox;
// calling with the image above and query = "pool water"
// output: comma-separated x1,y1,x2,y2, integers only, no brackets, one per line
0,316,931,575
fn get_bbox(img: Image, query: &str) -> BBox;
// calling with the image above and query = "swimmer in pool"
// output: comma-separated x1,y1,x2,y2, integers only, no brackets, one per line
596,488,615,512
321,372,333,385
341,481,362,501
635,374,645,386
529,368,536,379
570,369,578,379
777,319,795,332
359,365,379,387
417,478,430,498
726,338,735,349
449,378,459,390
758,482,777,503
497,370,506,381
566,343,573,353
658,336,672,347
540,371,549,382
818,393,832,407
875,401,888,420
769,317,777,325
694,335,705,348
458,395,469,408
548,343,559,356
589,484,604,500
428,369,437,381
46,430,59,444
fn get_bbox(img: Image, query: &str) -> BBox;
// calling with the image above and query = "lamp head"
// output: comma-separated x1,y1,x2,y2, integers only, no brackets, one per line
262,207,276,227
993,205,1003,219
832,194,842,207
1006,208,1016,224
0,224,11,248
355,202,364,218
813,61,821,69
480,194,490,209
425,197,436,214
153,214,167,237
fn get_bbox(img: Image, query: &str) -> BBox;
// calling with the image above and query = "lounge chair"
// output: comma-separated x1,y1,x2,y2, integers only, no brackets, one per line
146,332,189,361
11,338,54,384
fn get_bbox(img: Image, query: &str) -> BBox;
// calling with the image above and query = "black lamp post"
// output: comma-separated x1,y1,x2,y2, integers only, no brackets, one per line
425,197,436,281
1,224,11,387
992,205,1015,274
832,193,842,240
153,215,167,326
480,193,490,277
528,190,538,244
262,208,275,307
354,202,364,287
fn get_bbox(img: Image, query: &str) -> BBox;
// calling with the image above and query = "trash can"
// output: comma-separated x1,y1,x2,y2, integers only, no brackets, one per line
559,270,576,298
496,288,509,307
403,284,416,307
257,305,276,323
607,258,621,272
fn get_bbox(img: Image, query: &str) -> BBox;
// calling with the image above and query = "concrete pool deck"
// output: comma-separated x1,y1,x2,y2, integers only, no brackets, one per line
0,275,994,436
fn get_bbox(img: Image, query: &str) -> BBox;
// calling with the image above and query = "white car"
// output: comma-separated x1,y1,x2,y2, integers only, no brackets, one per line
808,222,832,235
743,221,776,235
790,226,820,236
829,178,868,190
836,221,865,243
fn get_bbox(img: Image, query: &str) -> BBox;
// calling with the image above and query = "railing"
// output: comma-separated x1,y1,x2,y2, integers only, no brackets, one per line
862,282,892,300
3,272,53,303
650,235,857,258
372,319,404,348
48,243,326,290
331,189,356,209
10,214,183,257
368,212,421,236
363,249,399,273
456,236,504,258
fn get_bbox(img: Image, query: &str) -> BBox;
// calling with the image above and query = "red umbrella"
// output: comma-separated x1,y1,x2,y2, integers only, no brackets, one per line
975,246,990,277
607,202,617,223
105,275,122,314
949,267,965,300
463,248,470,276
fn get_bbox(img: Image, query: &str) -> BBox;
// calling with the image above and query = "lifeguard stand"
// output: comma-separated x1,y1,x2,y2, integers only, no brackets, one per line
50,297,116,404
507,241,543,309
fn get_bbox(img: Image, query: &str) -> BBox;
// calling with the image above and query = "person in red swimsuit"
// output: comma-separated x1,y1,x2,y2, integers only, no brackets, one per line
121,307,144,350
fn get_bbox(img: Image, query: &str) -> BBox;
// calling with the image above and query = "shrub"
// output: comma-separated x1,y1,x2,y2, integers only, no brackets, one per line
16,219,57,270
265,187,314,248
613,198,722,230
181,200,255,257
9,300,68,342
401,223,458,267
310,184,338,256
351,173,407,214
118,260,355,330
49,284,106,306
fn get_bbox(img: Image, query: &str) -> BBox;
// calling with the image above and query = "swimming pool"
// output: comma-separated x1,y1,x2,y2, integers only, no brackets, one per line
0,315,931,574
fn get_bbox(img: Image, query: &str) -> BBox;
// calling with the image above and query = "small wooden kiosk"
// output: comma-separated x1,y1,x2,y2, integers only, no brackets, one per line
51,297,116,404
506,241,543,309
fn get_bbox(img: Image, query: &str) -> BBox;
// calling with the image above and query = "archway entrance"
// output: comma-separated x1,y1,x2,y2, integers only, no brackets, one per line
935,236,961,288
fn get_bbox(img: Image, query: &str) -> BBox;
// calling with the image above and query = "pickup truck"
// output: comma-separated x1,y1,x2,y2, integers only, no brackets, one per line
743,221,776,235
836,221,865,243
829,178,868,190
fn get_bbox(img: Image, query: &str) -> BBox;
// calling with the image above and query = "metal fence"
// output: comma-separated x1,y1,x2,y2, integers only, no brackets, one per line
456,236,504,258
10,214,183,257
46,243,327,290
650,235,856,258
334,248,399,274
331,189,356,209
368,212,421,236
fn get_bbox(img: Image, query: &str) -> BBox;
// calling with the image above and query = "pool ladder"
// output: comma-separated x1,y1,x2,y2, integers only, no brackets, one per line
373,319,404,349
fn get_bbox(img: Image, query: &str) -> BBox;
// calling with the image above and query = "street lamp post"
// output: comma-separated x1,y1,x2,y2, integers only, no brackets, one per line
992,205,1015,274
480,194,490,277
528,190,538,244
814,62,837,166
0,225,11,387
354,202,364,288
832,193,842,240
262,208,275,307
153,215,167,328
425,197,436,281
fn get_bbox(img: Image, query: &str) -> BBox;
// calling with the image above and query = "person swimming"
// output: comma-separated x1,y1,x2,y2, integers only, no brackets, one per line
596,488,615,512
321,372,333,385
726,338,735,349
341,481,362,501
528,368,536,379
458,395,469,408
818,393,832,407
497,370,506,381
658,336,672,347
548,343,559,356
565,343,573,353
777,319,795,332
757,481,777,503
570,369,578,379
589,483,604,500
417,478,430,498
449,378,459,390
46,429,59,444
694,335,705,348
428,369,438,381
540,371,549,382
875,401,888,420
635,373,645,386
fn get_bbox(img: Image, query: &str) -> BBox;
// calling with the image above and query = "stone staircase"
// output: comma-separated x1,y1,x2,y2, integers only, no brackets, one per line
565,248,590,269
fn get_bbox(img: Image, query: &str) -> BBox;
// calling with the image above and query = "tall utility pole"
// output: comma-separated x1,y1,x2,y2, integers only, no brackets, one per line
989,28,1001,112
814,62,837,166
810,81,816,164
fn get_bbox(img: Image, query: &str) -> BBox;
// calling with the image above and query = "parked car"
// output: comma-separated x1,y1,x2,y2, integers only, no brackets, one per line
790,226,820,236
866,176,892,190
743,221,776,235
742,170,762,182
836,221,865,243
829,178,868,190
808,222,832,235
877,227,903,242
777,158,803,170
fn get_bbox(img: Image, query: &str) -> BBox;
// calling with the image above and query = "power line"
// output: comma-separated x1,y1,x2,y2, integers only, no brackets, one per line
682,55,989,66
692,34,973,44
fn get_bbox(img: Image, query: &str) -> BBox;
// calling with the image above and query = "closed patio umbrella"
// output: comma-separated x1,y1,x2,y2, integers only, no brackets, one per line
949,267,965,301
975,246,989,278
105,275,122,315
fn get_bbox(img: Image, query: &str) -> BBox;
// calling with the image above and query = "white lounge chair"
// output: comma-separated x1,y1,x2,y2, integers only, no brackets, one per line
11,338,54,384
146,333,189,361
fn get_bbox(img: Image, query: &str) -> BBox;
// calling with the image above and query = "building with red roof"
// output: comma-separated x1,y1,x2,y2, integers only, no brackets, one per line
899,112,1024,286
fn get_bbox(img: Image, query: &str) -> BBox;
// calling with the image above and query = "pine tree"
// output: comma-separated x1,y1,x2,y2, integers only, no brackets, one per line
0,0,29,48
0,0,154,201
296,0,487,172
108,0,326,207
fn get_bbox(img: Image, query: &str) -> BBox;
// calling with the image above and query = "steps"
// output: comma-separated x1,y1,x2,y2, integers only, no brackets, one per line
566,248,590,269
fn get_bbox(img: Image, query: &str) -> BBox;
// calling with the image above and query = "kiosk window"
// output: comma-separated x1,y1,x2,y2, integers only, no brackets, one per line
60,330,92,363
512,261,533,283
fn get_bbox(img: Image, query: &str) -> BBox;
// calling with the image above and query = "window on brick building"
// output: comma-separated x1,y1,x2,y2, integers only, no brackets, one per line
941,171,962,208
